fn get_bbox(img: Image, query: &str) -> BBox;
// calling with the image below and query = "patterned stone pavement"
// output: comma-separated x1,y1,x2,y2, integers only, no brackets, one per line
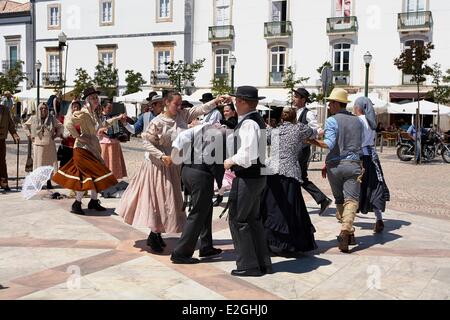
0,130,449,300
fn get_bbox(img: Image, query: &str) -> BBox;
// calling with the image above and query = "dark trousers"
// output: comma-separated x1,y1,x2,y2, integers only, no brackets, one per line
172,166,215,258
0,139,8,184
228,176,272,270
299,147,327,204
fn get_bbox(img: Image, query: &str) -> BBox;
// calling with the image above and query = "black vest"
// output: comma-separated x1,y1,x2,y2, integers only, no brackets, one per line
232,112,266,178
298,107,310,125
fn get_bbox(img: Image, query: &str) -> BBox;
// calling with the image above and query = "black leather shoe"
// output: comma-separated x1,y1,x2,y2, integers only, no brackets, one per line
170,254,200,264
46,180,54,190
319,198,332,216
3,185,11,192
199,247,222,258
147,232,163,253
157,233,166,247
231,268,264,277
70,200,85,215
212,195,223,207
261,266,274,274
88,199,106,211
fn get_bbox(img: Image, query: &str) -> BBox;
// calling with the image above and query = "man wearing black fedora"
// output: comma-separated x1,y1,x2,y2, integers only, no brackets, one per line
224,86,272,277
200,93,222,125
293,87,332,215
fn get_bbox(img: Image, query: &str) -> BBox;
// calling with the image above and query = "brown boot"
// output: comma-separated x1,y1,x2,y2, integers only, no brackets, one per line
336,204,344,223
374,220,384,233
349,233,356,245
337,230,351,253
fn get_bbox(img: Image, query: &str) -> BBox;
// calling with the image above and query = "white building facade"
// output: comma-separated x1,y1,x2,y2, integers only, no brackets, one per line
192,0,450,104
0,1,33,92
28,0,450,111
32,0,194,95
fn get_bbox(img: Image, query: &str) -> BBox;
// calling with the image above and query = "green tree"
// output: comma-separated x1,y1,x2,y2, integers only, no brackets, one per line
394,42,434,164
164,59,205,93
94,61,119,99
124,70,147,95
282,66,309,105
0,61,27,93
428,63,450,132
72,68,94,99
211,75,232,96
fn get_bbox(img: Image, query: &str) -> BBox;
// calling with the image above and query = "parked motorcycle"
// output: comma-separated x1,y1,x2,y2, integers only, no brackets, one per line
396,130,450,163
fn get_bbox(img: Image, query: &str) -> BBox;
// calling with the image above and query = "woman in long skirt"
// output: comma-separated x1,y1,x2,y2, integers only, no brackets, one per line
262,107,318,253
116,91,224,253
99,101,127,180
354,97,390,233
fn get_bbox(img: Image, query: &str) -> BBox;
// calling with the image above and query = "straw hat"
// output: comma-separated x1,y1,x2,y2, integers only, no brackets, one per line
325,88,351,104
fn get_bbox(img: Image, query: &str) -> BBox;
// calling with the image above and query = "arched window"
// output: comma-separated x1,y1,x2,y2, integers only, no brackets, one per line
270,45,286,85
215,48,230,76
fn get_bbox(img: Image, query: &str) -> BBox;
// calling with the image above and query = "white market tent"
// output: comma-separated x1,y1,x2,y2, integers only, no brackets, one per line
115,90,151,103
388,100,450,115
14,88,56,101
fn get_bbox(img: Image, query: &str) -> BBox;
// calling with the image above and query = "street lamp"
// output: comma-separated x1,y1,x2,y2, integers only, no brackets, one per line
363,51,372,97
229,54,237,94
35,60,42,108
58,32,67,107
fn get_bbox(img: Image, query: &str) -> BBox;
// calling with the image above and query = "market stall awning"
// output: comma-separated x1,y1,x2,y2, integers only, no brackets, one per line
388,100,450,115
14,88,57,101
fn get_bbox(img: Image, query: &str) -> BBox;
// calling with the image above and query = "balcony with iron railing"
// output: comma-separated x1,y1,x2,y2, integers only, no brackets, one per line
214,72,229,80
333,70,350,86
150,70,171,87
208,25,235,42
269,71,284,86
264,21,293,38
1,60,22,73
326,16,358,35
398,11,433,32
42,72,64,87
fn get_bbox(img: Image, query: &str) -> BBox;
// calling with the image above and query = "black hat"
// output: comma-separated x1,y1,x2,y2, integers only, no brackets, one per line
230,86,265,101
82,87,101,100
292,87,312,103
199,93,215,103
146,91,158,101
181,100,193,109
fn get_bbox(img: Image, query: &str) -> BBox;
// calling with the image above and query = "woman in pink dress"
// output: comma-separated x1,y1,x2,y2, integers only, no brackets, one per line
116,91,225,253
99,101,127,180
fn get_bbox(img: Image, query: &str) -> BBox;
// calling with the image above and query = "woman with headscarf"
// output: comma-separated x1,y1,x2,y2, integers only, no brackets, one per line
261,107,320,254
353,96,390,233
116,91,227,253
24,102,64,189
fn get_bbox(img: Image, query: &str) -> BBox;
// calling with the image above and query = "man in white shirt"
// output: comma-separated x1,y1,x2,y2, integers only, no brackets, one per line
224,86,272,277
200,93,223,125
293,87,332,215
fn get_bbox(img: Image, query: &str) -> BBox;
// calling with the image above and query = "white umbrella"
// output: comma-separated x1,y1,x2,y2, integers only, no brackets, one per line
21,166,54,200
115,90,151,103
256,105,271,111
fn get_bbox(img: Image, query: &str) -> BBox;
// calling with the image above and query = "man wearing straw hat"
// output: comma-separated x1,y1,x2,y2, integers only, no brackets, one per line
310,88,363,253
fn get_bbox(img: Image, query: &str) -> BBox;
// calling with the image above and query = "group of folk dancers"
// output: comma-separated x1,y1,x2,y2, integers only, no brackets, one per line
50,85,389,277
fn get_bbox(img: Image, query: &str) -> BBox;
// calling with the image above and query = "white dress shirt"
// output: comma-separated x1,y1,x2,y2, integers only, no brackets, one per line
297,107,319,130
201,108,223,125
229,111,261,168
358,115,375,155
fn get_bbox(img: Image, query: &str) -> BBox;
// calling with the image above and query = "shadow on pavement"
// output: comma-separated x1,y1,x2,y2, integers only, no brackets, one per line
272,255,332,274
